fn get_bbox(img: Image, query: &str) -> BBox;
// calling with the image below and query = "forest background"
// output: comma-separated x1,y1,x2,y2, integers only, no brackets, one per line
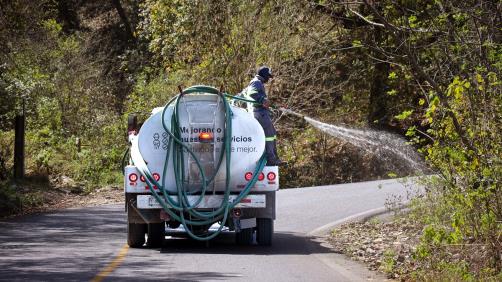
0,0,500,279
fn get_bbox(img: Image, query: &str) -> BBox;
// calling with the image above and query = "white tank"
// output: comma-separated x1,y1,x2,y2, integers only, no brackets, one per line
135,94,265,192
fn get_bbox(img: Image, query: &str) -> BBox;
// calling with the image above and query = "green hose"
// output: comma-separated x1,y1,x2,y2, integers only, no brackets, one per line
130,85,267,241
121,147,129,175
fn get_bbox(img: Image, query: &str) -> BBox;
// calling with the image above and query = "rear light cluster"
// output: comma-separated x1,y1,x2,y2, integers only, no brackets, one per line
258,172,265,181
244,171,276,182
128,173,161,182
267,172,276,181
131,171,274,184
232,208,242,218
153,173,160,181
244,172,253,181
128,173,138,182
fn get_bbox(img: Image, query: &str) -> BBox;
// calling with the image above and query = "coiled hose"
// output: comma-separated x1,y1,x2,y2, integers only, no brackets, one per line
129,85,267,241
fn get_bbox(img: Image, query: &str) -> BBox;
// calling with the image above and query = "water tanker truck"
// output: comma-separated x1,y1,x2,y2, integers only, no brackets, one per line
124,85,278,247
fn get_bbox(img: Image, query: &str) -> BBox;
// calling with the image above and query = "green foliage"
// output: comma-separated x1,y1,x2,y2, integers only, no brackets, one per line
395,110,413,121
351,0,502,277
381,249,397,274
387,172,397,178
1,4,125,192
0,131,14,180
126,69,188,116
0,6,499,280
0,181,22,216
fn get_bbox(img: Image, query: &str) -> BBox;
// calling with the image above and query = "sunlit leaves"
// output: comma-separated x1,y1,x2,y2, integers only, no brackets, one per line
386,89,398,96
352,40,362,47
395,109,413,120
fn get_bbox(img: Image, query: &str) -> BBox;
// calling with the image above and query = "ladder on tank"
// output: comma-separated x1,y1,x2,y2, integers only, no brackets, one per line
182,95,223,194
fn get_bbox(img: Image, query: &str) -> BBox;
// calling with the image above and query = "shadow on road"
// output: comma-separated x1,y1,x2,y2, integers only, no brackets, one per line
104,232,334,281
0,204,336,281
0,205,126,282
154,231,332,256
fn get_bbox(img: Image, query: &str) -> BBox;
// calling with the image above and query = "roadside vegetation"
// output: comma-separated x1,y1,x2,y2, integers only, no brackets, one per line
0,1,500,279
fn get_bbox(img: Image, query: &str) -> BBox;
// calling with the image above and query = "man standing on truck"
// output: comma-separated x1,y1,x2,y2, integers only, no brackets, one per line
243,66,285,166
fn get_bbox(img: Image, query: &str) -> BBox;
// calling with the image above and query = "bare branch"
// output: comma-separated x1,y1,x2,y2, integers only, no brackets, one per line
348,8,384,27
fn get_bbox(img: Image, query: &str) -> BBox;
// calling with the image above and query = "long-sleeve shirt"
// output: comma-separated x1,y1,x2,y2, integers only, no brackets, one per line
244,75,268,112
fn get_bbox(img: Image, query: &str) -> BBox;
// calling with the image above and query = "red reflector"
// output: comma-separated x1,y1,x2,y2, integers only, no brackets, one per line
244,172,253,181
258,172,265,181
199,132,213,142
267,172,276,181
129,173,138,182
153,173,160,181
233,208,242,218
140,175,146,182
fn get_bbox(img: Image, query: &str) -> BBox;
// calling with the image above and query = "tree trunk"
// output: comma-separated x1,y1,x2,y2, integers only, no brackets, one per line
111,0,135,42
367,60,390,127
367,21,390,129
14,115,25,179
57,0,80,32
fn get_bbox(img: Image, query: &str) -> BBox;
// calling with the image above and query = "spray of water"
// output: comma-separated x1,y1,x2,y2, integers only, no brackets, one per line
280,108,426,173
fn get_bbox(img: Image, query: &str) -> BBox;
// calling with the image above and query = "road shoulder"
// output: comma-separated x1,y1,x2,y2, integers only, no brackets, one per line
306,207,394,281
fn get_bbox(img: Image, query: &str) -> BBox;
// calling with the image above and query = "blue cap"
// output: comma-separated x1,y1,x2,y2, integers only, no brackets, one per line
257,66,274,79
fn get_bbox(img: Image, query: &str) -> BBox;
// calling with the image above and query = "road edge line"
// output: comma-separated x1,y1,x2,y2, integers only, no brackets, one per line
308,201,410,237
308,207,385,236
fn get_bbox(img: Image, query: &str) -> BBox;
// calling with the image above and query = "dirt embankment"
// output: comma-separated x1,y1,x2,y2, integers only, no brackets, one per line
0,175,122,219
329,214,422,280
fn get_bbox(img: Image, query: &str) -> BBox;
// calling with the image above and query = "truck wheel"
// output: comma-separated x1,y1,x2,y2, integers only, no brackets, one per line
127,223,146,248
235,228,254,245
146,223,165,248
256,218,273,246
167,221,180,229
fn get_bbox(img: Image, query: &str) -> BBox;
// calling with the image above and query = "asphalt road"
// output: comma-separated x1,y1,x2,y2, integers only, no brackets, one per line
0,178,421,281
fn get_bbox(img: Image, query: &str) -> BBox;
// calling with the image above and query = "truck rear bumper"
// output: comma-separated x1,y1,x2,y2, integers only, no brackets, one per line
137,194,266,209
126,192,276,224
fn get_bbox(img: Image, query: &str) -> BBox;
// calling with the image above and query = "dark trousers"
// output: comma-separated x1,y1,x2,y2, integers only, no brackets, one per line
254,110,279,162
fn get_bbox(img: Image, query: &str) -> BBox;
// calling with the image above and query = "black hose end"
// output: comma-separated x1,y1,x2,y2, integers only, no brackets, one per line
217,85,226,98
178,85,185,96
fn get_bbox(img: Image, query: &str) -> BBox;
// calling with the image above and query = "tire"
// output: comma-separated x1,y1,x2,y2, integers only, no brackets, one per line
167,221,180,229
235,228,254,245
127,223,146,248
256,218,273,246
146,223,165,248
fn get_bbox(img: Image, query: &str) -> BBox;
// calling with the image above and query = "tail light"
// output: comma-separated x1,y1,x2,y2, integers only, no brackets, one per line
267,172,276,181
128,173,138,182
153,173,160,181
258,172,265,181
233,208,242,218
244,172,253,181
